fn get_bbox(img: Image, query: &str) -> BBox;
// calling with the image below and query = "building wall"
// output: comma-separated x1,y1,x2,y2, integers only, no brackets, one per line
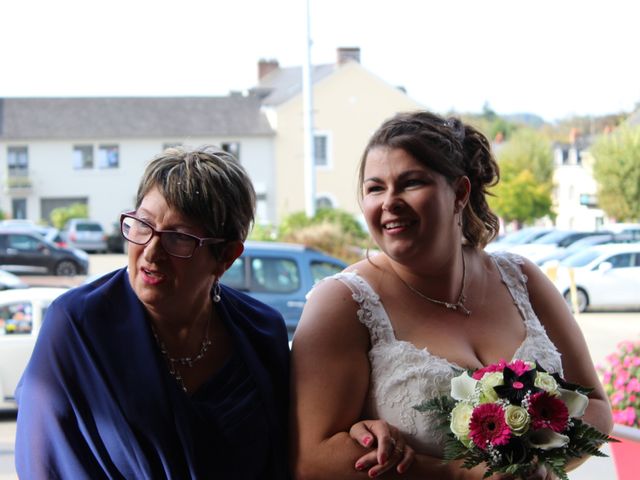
552,151,606,230
273,62,423,223
1,135,276,231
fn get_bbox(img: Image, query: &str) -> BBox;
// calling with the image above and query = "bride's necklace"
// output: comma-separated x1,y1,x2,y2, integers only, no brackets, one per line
150,314,212,392
399,248,471,316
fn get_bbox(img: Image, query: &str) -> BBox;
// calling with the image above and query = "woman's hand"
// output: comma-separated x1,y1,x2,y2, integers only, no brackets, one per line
349,419,415,476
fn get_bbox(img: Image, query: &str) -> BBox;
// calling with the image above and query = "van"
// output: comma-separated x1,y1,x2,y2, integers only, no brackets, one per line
221,241,347,340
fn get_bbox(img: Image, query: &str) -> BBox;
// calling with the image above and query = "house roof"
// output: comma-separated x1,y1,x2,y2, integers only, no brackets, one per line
0,96,274,140
250,64,336,106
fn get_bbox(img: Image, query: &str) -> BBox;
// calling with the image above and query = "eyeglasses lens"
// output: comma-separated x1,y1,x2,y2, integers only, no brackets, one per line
121,216,196,258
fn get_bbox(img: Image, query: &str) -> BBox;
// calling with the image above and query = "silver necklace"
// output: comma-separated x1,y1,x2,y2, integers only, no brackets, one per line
399,248,471,316
150,315,212,392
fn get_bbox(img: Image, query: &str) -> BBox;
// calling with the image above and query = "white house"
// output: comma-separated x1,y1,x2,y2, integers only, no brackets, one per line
0,96,276,232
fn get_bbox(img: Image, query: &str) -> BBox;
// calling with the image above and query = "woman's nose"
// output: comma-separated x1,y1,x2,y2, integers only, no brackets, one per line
143,234,167,262
382,192,403,212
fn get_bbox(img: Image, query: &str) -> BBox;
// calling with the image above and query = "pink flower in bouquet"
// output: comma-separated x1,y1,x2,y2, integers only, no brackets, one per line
528,391,569,432
472,360,508,380
469,403,511,449
508,359,532,376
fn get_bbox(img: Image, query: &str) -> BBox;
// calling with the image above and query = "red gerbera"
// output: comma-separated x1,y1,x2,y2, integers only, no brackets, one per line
469,403,511,449
472,359,508,380
528,391,569,432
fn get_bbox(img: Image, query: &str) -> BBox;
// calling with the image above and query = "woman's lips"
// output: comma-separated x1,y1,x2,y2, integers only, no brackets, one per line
140,267,166,285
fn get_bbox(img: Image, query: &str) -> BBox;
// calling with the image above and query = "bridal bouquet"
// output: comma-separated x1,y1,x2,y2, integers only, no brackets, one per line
415,359,615,480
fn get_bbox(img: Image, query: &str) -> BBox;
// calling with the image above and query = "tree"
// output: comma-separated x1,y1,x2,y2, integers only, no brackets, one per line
591,126,640,221
489,128,555,226
489,169,553,227
50,203,88,229
496,128,554,184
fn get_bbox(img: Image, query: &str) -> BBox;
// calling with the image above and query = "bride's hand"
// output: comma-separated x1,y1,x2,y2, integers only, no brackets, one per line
349,419,415,476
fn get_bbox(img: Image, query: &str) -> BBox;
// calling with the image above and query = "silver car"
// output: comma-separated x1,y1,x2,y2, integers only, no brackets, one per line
61,219,108,253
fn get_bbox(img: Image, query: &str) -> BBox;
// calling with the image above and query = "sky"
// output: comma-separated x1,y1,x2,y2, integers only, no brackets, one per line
1,0,638,123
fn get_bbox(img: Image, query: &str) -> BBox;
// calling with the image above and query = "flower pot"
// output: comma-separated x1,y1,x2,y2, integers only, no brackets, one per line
611,424,640,480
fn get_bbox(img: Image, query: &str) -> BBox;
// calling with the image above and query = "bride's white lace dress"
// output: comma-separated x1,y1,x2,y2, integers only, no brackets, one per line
321,252,563,456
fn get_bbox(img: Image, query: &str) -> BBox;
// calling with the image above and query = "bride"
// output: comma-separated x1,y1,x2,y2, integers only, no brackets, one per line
289,111,612,479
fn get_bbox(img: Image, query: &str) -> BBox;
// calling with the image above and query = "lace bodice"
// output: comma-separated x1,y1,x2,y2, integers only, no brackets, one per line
326,251,563,456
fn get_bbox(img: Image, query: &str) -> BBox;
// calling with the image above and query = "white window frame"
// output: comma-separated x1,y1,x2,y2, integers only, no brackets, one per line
313,132,332,170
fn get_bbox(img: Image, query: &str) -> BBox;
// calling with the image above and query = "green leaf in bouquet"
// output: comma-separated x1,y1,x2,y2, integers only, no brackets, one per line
442,437,470,461
413,395,456,414
543,457,570,480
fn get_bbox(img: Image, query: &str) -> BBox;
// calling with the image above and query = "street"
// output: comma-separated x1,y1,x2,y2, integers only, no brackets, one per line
1,255,638,478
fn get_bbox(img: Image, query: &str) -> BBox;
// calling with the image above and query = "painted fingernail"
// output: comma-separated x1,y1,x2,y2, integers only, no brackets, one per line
362,435,372,446
397,464,405,474
355,462,364,470
369,470,378,478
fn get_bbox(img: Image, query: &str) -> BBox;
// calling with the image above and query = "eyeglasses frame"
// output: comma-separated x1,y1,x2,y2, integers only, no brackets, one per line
120,212,226,259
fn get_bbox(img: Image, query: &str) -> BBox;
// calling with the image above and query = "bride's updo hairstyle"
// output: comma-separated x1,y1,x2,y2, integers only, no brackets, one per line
357,110,500,248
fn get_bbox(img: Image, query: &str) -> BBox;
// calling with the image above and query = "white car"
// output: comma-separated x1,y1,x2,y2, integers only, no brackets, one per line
552,243,640,313
0,287,68,409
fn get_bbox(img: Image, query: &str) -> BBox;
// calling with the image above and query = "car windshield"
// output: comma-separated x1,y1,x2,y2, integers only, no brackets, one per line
532,231,572,244
560,250,601,267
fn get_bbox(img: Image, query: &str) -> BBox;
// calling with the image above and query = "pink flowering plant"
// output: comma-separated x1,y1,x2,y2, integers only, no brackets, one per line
597,339,640,428
416,359,615,479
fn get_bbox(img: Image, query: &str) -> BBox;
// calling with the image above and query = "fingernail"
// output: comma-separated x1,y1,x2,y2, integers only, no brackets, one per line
355,462,364,470
369,470,378,478
363,435,372,446
397,464,405,474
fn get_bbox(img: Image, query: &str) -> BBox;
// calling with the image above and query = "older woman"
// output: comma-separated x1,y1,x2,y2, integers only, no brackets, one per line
290,111,613,479
15,146,290,479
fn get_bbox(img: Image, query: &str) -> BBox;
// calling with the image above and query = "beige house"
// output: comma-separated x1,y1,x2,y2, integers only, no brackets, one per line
253,48,423,223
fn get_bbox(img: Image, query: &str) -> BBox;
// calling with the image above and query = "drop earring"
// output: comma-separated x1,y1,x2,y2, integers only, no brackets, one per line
212,279,221,303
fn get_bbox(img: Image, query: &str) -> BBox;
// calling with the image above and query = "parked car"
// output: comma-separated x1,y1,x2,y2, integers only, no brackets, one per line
0,269,28,290
552,243,640,312
221,241,347,339
508,230,607,262
0,229,89,276
484,227,554,253
0,287,68,409
537,232,638,266
61,218,108,253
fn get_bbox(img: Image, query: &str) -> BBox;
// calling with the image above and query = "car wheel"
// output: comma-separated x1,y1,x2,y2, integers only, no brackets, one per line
563,288,588,313
54,260,78,276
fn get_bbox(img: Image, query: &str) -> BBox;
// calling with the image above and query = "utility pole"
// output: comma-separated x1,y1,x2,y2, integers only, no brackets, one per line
302,0,316,218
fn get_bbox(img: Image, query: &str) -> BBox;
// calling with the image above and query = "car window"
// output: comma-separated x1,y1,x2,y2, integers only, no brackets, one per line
605,253,632,269
77,223,103,232
560,250,601,267
310,260,344,283
223,257,245,289
250,257,300,293
7,234,42,251
0,301,33,335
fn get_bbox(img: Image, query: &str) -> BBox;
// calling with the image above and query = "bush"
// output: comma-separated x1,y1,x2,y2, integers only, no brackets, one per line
280,222,366,264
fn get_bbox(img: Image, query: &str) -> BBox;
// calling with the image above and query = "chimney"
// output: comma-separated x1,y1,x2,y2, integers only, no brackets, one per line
258,59,279,80
337,47,360,65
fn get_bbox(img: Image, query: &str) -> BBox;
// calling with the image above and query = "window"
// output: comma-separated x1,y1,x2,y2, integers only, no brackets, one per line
7,233,44,251
163,142,183,150
7,146,28,175
314,134,328,167
11,198,27,219
98,145,119,169
606,254,632,269
0,301,34,335
223,257,245,289
310,261,344,284
221,142,240,161
73,145,94,169
316,195,334,209
250,257,300,293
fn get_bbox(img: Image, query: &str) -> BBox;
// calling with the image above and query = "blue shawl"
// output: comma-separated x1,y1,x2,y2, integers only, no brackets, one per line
15,268,290,479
